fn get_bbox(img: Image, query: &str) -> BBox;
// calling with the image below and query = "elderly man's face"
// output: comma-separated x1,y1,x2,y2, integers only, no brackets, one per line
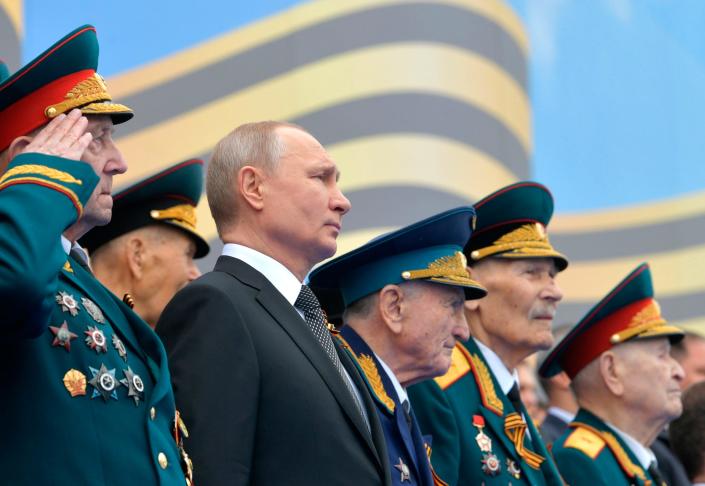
616,338,684,422
396,282,470,386
80,116,128,228
262,127,351,269
468,258,563,360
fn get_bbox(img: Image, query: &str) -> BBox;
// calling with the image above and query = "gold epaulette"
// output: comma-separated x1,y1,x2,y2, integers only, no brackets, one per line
434,343,471,390
563,426,605,459
63,261,73,273
568,422,646,481
334,335,395,413
466,347,504,416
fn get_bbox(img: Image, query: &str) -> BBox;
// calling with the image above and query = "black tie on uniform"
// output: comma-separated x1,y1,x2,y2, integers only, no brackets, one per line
295,285,369,429
402,399,412,428
507,382,523,413
648,461,667,486
69,246,92,274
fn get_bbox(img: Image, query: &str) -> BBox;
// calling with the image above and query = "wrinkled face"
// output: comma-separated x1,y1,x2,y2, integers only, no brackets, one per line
137,226,200,327
469,258,563,358
262,127,351,269
677,336,705,390
80,116,127,228
397,282,470,385
617,338,684,422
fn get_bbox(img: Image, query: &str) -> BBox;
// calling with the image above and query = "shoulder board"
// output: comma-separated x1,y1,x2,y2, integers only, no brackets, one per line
334,335,396,414
563,426,605,459
434,343,471,390
467,347,504,416
568,422,646,481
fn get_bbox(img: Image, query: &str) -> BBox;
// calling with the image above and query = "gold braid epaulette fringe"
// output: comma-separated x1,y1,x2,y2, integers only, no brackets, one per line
504,413,545,469
358,354,395,412
0,164,83,185
468,351,503,415
570,422,647,481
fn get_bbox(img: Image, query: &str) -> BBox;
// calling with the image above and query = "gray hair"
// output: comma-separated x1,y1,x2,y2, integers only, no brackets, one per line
206,120,303,235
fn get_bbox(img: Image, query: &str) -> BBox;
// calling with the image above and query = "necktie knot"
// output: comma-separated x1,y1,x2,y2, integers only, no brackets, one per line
295,284,322,314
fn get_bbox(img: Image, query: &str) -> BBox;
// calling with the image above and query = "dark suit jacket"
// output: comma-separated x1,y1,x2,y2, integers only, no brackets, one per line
157,256,391,486
539,410,570,447
651,429,691,486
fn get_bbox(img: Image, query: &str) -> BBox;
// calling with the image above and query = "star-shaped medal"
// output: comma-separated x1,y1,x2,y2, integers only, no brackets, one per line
112,335,127,362
120,367,145,406
394,457,411,483
88,364,120,401
506,458,521,479
55,291,79,316
49,321,78,351
481,453,501,476
81,297,105,324
84,326,107,353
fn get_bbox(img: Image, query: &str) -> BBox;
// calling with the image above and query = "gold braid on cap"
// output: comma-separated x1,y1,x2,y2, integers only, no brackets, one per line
150,204,197,231
45,73,113,118
609,299,667,344
400,251,471,283
470,222,554,261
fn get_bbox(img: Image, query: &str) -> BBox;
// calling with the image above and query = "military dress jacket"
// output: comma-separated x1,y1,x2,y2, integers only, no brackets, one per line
0,153,186,485
552,409,664,486
337,327,444,486
408,339,564,486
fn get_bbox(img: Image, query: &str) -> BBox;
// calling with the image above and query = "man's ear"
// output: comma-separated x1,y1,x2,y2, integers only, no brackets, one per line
125,236,147,280
1,136,33,173
599,351,624,397
238,165,266,211
378,284,406,335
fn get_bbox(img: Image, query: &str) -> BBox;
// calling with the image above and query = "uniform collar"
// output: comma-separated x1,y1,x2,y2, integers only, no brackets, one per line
606,420,657,469
222,243,303,306
547,406,575,424
375,353,408,404
474,338,520,395
60,235,72,255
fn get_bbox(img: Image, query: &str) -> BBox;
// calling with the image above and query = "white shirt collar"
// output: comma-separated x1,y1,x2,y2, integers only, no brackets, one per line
222,243,303,306
474,338,520,395
375,353,408,404
547,406,575,424
605,421,657,469
60,235,72,255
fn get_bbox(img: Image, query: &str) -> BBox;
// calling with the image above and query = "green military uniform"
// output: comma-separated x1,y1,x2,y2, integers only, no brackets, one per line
408,182,568,486
540,263,684,486
0,25,189,485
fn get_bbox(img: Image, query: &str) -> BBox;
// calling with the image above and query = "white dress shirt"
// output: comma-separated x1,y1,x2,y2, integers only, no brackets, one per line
606,421,657,470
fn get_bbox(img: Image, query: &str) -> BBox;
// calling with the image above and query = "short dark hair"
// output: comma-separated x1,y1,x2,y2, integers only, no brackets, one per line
669,381,705,481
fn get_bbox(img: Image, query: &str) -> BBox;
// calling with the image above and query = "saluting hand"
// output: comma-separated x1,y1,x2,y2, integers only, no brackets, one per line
21,108,93,162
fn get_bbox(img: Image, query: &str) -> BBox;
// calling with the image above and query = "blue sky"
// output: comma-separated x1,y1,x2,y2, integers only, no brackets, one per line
23,0,705,212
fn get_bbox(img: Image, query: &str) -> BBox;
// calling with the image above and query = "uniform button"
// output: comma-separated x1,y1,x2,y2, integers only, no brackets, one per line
158,452,168,469
150,407,156,420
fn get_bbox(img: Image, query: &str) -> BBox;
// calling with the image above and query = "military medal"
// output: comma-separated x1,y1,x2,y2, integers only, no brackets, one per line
120,367,145,406
55,291,79,316
49,321,78,351
481,453,501,476
62,369,87,397
506,458,522,479
81,297,105,324
473,414,492,452
112,334,127,362
84,326,107,353
88,364,120,401
394,457,411,482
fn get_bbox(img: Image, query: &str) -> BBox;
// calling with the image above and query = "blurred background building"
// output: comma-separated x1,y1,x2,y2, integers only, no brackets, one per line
3,0,705,329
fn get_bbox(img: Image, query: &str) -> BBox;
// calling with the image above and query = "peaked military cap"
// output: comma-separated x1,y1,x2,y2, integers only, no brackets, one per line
309,207,487,319
539,263,683,379
0,25,132,152
80,159,209,258
465,181,568,271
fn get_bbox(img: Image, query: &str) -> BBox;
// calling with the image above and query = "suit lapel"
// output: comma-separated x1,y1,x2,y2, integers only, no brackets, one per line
214,256,382,471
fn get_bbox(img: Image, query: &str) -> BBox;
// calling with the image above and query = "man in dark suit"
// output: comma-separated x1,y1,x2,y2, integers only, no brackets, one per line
157,121,391,485
309,207,488,486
